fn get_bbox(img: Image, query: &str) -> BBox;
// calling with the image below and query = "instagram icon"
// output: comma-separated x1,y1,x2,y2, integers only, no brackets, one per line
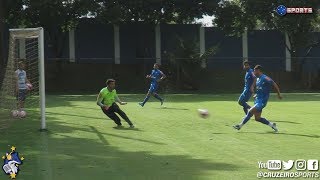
295,159,307,170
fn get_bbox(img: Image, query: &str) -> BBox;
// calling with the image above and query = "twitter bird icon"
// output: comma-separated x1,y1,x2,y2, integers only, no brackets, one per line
283,160,294,170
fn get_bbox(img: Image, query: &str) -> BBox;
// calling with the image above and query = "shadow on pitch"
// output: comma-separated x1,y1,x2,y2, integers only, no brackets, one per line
112,126,142,131
1,110,240,180
274,120,301,124
45,111,106,120
240,131,320,139
152,107,189,110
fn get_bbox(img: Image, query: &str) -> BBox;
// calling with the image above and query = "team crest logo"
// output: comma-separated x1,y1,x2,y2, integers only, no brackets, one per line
2,146,24,179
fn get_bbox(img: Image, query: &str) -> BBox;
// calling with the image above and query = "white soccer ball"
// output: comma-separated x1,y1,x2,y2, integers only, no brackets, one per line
19,111,27,118
11,110,19,118
198,109,209,118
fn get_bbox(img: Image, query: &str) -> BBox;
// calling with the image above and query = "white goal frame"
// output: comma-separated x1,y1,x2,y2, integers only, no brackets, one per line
9,27,46,130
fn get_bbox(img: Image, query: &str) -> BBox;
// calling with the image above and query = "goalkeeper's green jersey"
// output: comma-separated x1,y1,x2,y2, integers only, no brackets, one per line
100,87,117,106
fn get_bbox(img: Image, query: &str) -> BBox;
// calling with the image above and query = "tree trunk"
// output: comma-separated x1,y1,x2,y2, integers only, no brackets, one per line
0,22,4,70
0,0,6,88
0,0,5,69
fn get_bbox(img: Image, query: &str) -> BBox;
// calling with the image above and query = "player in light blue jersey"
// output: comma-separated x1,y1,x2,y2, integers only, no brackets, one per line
139,63,166,107
15,61,30,111
233,65,282,132
238,60,256,114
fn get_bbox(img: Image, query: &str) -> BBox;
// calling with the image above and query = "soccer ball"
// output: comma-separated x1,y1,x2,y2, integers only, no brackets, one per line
11,110,19,118
19,111,27,118
26,83,33,91
198,109,209,118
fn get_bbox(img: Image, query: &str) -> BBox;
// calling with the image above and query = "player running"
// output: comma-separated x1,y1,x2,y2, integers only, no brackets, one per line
238,60,256,115
139,63,166,107
97,79,134,128
233,65,282,132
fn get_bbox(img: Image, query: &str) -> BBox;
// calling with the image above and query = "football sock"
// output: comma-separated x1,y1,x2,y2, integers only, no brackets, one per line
153,93,163,101
240,102,251,114
142,95,150,105
256,117,271,126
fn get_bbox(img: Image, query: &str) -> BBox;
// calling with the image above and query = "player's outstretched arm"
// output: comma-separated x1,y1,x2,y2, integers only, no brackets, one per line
115,95,127,105
157,71,166,82
160,72,166,80
250,77,257,94
273,82,282,99
96,93,104,107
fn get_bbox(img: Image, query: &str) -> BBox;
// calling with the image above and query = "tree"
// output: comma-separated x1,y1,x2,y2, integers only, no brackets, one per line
214,0,320,73
14,0,219,59
22,0,99,59
95,0,217,24
165,35,219,90
0,0,25,67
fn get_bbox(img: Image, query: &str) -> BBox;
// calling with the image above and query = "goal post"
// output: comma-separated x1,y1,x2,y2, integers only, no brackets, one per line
0,27,46,130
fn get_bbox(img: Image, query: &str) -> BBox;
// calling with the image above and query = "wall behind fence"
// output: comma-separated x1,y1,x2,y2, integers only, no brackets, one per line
205,27,242,70
43,20,320,73
45,62,320,93
2,21,320,92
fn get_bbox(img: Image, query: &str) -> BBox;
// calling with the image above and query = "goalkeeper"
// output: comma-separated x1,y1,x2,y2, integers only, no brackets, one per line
96,79,134,128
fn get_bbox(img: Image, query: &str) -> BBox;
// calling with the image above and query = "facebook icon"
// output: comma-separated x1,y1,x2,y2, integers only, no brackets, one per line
307,160,319,171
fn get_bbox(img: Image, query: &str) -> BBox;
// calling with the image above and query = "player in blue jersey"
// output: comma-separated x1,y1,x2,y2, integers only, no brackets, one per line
238,60,256,114
139,63,166,107
233,65,282,132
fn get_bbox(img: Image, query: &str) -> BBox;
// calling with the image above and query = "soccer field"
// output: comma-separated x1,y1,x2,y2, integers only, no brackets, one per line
0,93,319,180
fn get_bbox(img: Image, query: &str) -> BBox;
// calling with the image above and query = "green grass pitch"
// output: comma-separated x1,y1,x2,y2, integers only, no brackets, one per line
0,93,319,180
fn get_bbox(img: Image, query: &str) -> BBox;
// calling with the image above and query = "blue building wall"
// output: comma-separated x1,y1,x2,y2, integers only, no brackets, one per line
205,28,242,70
161,24,200,64
119,24,155,64
75,20,114,63
2,22,320,73
298,32,320,73
45,30,69,61
248,30,286,71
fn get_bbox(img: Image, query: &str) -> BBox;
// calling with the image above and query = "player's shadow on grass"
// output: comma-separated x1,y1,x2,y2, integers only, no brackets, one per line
52,125,238,179
112,126,142,131
55,121,150,142
274,120,301,124
273,132,320,138
242,132,320,139
45,111,107,121
152,107,189,110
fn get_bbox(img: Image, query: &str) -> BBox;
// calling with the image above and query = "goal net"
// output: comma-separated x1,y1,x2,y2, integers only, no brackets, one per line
0,28,46,130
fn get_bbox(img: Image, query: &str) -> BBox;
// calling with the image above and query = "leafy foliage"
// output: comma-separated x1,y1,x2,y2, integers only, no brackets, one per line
165,35,219,90
214,0,320,59
95,0,217,24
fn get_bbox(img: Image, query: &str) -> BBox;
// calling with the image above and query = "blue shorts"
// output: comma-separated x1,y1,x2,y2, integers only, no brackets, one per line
17,89,27,101
253,99,267,112
148,84,158,93
238,90,252,104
